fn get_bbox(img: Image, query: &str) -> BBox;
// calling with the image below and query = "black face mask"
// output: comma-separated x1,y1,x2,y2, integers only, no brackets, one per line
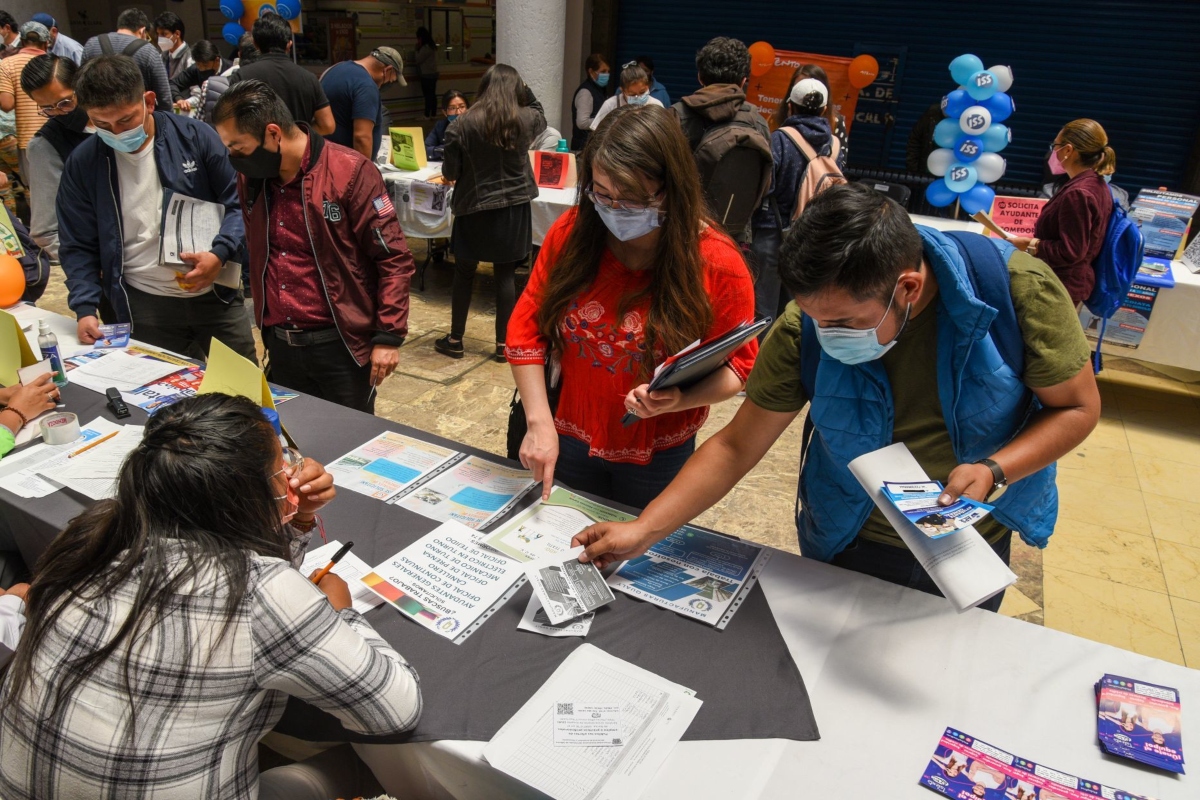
59,106,90,133
229,141,283,181
197,69,217,82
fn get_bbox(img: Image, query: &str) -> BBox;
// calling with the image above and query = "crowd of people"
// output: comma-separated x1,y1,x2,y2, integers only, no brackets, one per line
0,14,1123,797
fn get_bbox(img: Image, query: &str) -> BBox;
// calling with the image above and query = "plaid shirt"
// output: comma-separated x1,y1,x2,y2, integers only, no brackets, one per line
0,543,422,799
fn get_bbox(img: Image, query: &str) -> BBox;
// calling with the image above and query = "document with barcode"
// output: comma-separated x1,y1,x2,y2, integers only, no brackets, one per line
161,194,224,267
484,644,701,800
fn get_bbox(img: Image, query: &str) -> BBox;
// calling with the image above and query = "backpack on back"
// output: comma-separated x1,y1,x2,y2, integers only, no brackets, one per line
1083,187,1145,373
691,108,772,237
99,33,151,58
779,128,846,223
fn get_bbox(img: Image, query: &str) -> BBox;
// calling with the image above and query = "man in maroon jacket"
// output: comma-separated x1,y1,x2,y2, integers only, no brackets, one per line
212,80,415,413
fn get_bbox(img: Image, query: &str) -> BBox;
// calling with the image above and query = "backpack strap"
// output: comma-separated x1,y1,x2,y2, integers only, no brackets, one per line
99,34,115,56
943,231,1024,378
122,37,150,57
780,126,819,161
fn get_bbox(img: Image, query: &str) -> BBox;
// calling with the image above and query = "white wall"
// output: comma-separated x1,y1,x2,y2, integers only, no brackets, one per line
496,0,565,139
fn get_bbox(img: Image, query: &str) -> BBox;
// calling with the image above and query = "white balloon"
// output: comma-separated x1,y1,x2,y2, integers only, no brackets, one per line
927,148,956,177
987,64,1013,93
975,152,1006,184
959,105,992,135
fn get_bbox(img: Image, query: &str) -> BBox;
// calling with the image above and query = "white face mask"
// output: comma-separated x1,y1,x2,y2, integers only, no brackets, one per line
812,279,912,365
158,36,174,53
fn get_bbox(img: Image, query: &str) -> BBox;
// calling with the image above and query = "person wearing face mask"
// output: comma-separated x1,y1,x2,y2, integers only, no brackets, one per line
506,105,757,508
1008,119,1117,306
0,393,422,800
82,8,173,112
169,39,228,113
574,183,1100,610
153,11,191,81
56,54,256,360
232,13,335,135
571,53,610,151
0,21,51,182
213,80,416,413
22,54,89,264
424,89,467,157
321,46,406,160
590,62,663,131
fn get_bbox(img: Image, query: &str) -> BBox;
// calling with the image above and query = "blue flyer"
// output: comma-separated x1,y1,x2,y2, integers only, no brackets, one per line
883,480,993,539
93,323,131,349
1096,674,1184,774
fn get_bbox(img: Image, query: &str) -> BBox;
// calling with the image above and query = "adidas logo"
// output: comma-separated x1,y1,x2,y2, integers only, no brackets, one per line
182,160,197,174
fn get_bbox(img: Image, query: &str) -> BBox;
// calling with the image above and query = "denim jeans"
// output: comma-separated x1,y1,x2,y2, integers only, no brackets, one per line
830,530,1013,612
749,225,787,333
555,434,696,511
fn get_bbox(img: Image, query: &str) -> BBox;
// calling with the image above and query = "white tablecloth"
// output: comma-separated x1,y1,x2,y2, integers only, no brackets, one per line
380,164,578,247
1093,260,1200,373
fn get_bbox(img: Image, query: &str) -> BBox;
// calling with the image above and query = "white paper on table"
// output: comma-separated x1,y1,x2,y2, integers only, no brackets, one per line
484,644,702,800
525,546,615,625
36,425,144,500
0,417,122,498
299,540,383,614
517,593,593,638
846,443,1017,612
68,351,184,397
553,702,621,747
161,194,224,267
16,359,51,384
328,431,460,502
392,455,535,530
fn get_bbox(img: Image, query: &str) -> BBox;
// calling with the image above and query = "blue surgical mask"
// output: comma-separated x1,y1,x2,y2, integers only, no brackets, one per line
96,105,149,153
595,72,610,87
626,92,650,106
813,281,912,365
593,201,661,242
446,113,459,121
1102,173,1112,183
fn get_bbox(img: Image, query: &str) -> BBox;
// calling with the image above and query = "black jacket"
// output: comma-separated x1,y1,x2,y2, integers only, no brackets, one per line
443,94,546,216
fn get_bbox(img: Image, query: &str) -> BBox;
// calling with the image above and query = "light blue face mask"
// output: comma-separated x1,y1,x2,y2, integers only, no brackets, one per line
626,92,650,106
813,281,912,365
593,201,661,242
595,72,610,87
96,104,149,153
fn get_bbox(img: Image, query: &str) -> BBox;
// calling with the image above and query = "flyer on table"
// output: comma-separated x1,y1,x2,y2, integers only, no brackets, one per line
883,480,993,539
1096,674,1184,774
328,431,460,501
394,456,535,529
482,486,633,562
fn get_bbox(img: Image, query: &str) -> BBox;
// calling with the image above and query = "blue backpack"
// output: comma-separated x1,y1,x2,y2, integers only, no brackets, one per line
1083,187,1145,372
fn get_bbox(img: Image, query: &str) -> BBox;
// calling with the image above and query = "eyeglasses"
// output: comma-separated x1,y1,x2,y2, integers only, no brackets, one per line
279,446,304,477
37,94,76,117
584,184,664,211
1048,140,1066,152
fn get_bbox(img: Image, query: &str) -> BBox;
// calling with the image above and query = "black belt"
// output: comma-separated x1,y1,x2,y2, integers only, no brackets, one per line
271,326,342,347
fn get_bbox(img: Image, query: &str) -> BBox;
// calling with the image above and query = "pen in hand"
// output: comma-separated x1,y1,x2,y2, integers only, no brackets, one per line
310,541,354,585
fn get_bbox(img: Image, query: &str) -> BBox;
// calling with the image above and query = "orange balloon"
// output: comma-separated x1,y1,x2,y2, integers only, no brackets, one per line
848,54,879,89
748,41,776,78
0,254,23,307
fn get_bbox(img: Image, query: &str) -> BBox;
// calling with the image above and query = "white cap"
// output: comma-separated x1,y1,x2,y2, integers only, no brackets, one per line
789,78,829,112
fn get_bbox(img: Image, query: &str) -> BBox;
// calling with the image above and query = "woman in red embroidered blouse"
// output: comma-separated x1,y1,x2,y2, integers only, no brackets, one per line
506,105,757,509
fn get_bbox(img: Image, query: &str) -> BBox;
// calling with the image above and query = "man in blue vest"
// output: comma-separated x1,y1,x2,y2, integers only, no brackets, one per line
574,183,1100,611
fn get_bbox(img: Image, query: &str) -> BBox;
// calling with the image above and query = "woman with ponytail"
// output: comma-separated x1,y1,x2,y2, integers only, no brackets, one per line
1008,118,1116,304
0,394,422,799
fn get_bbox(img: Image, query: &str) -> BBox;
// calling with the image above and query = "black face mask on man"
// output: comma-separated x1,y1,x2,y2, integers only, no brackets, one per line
229,137,283,181
58,106,90,133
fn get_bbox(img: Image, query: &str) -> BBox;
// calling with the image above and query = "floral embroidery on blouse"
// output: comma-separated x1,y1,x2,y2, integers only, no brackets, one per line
562,300,652,375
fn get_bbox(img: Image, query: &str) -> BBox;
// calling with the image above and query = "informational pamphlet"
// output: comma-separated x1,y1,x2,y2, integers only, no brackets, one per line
393,456,535,529
919,728,1149,800
67,350,185,397
482,486,633,562
1129,188,1199,259
328,431,460,501
525,546,615,625
360,521,525,645
1079,283,1160,350
517,594,593,638
1096,674,1184,774
161,193,225,267
608,524,771,629
299,540,383,615
127,365,204,412
36,424,144,500
93,323,131,349
983,196,1047,239
883,480,993,539
0,416,121,498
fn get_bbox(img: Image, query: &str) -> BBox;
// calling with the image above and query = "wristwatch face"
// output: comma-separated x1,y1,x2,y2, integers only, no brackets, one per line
986,482,1008,503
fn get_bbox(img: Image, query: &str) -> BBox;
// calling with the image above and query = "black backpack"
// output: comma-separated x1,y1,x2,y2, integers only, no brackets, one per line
679,104,773,238
98,33,151,58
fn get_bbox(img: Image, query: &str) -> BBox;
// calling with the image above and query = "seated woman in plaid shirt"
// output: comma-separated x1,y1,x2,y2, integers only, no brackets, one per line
0,394,422,799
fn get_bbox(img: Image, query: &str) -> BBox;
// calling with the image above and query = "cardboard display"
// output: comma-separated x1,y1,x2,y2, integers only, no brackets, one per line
389,127,428,171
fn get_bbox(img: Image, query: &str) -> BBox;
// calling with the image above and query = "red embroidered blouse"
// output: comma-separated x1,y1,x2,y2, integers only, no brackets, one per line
506,209,758,464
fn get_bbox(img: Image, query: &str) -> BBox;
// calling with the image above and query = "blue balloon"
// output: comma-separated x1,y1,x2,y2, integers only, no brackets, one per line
222,22,245,46
277,0,301,19
220,0,244,20
981,123,1011,153
933,118,962,148
966,70,998,101
925,179,958,208
944,162,978,193
955,135,984,163
941,89,972,118
960,183,997,215
981,92,1014,124
949,54,984,87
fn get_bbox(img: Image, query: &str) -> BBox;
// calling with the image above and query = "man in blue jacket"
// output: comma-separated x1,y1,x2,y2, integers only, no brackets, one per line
58,54,255,360
574,183,1101,612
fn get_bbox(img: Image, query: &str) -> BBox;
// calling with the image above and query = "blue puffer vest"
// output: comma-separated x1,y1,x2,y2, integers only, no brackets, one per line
796,225,1059,561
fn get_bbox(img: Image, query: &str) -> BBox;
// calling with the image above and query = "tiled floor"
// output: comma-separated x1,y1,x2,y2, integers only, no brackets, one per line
33,242,1200,666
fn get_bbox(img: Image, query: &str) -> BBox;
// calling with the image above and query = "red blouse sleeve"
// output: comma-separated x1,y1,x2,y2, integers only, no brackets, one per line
701,230,759,382
505,209,578,365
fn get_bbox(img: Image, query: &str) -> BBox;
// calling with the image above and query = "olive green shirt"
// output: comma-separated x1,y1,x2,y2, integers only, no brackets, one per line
746,250,1090,549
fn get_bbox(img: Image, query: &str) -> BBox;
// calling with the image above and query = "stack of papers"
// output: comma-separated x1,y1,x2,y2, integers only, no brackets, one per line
484,644,702,800
67,350,186,402
299,540,383,615
34,424,144,500
517,594,594,638
0,417,121,498
1130,189,1199,259
1096,674,1184,774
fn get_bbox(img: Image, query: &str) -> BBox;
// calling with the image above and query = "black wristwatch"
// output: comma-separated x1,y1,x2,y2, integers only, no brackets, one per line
975,458,1008,502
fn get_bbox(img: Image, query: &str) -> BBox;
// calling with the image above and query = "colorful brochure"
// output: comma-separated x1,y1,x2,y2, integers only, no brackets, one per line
524,546,615,625
883,480,993,539
327,431,460,501
393,455,535,530
92,323,131,349
1096,674,1184,774
920,727,1148,800
482,486,634,563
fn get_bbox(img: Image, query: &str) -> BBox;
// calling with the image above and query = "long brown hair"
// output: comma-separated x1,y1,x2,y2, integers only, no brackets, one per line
774,64,839,130
536,104,715,379
1059,118,1116,175
461,63,526,149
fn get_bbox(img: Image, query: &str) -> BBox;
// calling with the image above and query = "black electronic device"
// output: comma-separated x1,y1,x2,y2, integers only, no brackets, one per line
106,387,130,419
